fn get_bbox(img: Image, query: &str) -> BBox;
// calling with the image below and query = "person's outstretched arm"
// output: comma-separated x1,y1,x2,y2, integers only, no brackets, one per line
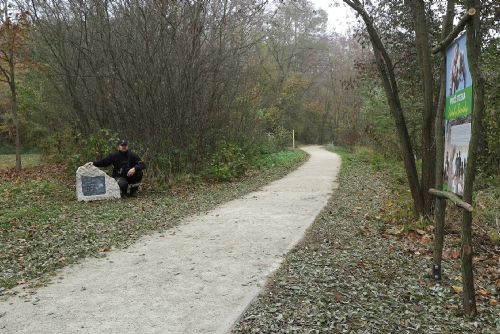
84,153,115,168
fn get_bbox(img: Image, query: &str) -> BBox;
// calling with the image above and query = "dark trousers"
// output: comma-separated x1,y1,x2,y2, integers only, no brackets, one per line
115,171,143,195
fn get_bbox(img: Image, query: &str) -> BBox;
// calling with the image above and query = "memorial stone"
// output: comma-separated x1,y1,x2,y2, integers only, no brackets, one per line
76,166,121,201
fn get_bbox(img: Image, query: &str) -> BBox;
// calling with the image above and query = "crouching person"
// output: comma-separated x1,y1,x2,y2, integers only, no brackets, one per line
84,139,145,197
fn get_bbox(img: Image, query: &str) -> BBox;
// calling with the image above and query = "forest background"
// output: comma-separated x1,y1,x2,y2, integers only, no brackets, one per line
0,0,497,199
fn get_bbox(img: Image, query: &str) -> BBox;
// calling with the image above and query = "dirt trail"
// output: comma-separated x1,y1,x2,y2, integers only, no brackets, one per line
0,146,341,334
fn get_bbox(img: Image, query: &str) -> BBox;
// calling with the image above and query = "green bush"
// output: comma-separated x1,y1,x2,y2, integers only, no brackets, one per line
206,141,248,181
85,129,120,160
245,126,292,156
39,128,80,162
251,149,305,170
40,128,120,172
358,84,421,158
269,126,292,151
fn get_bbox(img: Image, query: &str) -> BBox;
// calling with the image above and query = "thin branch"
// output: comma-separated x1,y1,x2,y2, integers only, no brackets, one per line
428,188,473,212
431,8,476,54
0,62,11,82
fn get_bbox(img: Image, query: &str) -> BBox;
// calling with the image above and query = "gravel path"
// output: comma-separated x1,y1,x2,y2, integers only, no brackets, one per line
0,146,341,334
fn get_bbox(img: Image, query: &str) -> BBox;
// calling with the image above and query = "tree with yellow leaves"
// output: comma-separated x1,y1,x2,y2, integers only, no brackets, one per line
0,1,30,172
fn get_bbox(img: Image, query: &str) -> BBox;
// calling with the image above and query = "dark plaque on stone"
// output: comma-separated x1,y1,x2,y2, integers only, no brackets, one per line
81,176,106,196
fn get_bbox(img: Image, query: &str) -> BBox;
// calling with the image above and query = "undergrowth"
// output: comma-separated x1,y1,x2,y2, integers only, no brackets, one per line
328,145,499,244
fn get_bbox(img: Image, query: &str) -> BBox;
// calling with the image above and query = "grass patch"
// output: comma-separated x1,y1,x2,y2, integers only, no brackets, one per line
473,175,500,244
0,146,39,155
328,145,416,226
0,154,43,170
251,149,307,170
0,149,308,291
325,145,353,171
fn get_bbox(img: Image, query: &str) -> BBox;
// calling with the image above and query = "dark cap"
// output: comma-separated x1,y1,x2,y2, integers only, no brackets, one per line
118,139,129,146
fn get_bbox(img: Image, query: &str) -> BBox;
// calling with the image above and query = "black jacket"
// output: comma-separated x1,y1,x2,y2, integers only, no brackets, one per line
93,151,145,178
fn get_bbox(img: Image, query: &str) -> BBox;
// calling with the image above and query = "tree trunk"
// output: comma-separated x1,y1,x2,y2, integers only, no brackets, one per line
460,0,485,318
410,0,436,217
432,0,455,282
12,86,20,172
343,0,424,217
9,50,21,172
3,0,21,172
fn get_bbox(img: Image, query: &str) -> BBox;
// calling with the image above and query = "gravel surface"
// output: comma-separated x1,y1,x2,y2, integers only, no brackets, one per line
234,150,499,334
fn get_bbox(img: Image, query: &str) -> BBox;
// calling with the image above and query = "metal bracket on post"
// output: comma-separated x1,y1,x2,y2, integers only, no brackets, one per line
433,264,442,281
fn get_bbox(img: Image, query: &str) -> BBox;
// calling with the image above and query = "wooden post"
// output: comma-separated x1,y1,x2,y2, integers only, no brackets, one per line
458,1,484,318
292,129,295,149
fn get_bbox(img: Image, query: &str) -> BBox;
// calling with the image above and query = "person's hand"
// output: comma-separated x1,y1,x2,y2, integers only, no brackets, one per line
84,162,93,168
127,167,136,177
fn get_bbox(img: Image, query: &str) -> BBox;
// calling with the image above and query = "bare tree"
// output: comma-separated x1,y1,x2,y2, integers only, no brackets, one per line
409,0,436,216
23,0,272,174
343,0,425,217
0,0,29,172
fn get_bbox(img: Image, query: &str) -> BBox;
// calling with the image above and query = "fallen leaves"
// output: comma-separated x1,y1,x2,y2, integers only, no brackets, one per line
477,289,490,296
420,234,432,245
98,246,111,253
416,229,426,235
447,249,461,259
384,225,404,236
0,163,66,184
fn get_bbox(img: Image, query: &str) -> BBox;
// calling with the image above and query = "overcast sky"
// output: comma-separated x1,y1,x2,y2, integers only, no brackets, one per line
310,0,356,35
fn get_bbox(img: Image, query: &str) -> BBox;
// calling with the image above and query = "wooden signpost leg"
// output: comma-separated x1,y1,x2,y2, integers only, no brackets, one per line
459,0,484,317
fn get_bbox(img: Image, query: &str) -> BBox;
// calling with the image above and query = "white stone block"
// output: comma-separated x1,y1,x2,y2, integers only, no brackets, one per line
76,166,121,202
